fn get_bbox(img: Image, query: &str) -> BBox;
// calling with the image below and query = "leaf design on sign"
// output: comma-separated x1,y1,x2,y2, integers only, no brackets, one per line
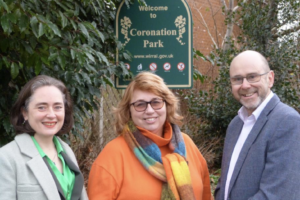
174,15,186,45
120,16,132,46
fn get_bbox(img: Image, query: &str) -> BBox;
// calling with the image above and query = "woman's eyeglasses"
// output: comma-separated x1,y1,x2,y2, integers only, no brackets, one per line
130,99,165,112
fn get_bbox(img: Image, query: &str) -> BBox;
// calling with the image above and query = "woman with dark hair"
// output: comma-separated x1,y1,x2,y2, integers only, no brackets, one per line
88,72,211,200
0,75,88,200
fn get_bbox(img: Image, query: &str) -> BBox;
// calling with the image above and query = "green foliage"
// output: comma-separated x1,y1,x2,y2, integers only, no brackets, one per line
185,48,241,165
0,0,202,146
186,0,300,166
210,168,221,193
193,49,206,83
237,0,300,109
0,0,135,145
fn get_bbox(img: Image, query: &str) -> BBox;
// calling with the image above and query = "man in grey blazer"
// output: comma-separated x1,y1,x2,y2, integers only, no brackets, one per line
214,50,300,200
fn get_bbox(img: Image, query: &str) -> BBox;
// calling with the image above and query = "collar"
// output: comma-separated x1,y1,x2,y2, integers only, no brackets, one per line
53,136,64,154
31,136,64,158
15,133,40,158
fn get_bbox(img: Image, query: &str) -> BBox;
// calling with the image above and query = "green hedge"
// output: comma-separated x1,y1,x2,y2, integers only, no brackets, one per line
0,0,138,145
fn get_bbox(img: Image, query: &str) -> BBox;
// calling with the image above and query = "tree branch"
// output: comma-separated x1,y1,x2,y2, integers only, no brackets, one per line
220,0,227,11
207,0,222,47
190,0,218,47
222,0,235,52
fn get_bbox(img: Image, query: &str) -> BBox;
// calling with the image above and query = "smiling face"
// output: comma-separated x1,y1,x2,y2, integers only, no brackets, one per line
22,86,65,139
230,51,274,116
130,89,167,137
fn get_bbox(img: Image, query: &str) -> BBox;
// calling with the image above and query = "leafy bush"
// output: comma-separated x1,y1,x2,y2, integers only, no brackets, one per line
185,0,300,167
0,0,136,145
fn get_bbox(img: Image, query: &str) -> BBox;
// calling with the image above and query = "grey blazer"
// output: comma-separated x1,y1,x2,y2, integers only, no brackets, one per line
0,133,88,200
215,94,300,200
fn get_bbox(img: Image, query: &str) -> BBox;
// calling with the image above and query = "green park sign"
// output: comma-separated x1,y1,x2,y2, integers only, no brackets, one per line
115,0,193,89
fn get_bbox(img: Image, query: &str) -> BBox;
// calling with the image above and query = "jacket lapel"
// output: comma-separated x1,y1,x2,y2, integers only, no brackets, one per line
228,116,268,194
221,118,243,199
43,157,65,200
15,134,61,200
223,118,243,173
61,151,84,200
227,95,280,196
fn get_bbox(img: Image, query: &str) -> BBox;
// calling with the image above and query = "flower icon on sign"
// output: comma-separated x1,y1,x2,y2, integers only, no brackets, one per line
121,16,132,46
175,15,186,45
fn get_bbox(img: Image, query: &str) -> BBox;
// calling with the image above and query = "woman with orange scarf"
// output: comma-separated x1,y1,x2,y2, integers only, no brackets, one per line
88,72,211,200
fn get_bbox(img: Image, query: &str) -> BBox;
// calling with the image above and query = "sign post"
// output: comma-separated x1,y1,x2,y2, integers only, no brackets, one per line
115,0,193,89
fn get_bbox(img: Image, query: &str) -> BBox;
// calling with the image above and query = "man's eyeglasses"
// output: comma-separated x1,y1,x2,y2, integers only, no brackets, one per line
130,99,165,112
230,71,269,85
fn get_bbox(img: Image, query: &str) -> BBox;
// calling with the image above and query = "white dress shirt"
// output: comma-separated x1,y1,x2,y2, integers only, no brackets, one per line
224,91,274,200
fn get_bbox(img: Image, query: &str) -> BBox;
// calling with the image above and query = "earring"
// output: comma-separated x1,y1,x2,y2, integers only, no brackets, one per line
22,120,27,125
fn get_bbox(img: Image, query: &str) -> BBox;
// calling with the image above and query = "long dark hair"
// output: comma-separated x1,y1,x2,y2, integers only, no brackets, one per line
10,75,74,135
